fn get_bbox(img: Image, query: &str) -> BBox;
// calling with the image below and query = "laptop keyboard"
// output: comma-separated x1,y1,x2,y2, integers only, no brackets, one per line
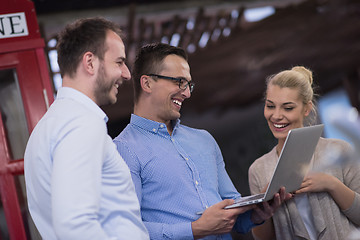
235,193,265,203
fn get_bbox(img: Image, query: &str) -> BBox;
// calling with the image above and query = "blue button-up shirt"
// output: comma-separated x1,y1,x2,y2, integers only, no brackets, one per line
24,88,149,240
113,114,255,239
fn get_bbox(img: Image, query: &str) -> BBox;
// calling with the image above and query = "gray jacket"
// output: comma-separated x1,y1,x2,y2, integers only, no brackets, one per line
249,138,360,240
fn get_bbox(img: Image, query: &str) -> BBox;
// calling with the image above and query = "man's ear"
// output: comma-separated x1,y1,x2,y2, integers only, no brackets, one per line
82,51,97,75
140,75,152,93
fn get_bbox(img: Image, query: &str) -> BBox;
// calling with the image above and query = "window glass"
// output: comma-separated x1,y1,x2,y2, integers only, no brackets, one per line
0,68,29,160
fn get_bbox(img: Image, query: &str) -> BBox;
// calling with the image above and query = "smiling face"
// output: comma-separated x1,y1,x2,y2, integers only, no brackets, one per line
148,54,191,125
94,30,130,106
264,84,312,145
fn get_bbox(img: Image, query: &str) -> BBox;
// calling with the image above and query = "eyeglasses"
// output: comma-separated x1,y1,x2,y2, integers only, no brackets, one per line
147,74,195,93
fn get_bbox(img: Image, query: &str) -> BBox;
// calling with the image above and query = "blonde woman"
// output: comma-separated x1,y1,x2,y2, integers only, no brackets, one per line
249,66,360,240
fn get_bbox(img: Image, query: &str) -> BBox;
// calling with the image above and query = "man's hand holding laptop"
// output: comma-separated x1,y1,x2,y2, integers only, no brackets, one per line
192,187,292,238
192,199,254,238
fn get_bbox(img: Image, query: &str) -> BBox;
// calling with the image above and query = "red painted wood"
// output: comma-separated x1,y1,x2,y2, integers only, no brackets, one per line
0,0,54,239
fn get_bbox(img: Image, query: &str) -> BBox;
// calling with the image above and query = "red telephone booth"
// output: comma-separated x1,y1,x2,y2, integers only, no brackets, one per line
0,0,54,239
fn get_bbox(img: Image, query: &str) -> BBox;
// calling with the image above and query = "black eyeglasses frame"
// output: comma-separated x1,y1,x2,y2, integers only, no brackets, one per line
147,74,195,93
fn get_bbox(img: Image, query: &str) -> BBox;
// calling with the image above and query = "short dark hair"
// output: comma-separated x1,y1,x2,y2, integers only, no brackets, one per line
57,17,123,78
132,43,188,103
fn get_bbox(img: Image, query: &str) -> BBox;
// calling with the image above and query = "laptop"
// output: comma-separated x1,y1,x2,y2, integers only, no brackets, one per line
224,124,324,209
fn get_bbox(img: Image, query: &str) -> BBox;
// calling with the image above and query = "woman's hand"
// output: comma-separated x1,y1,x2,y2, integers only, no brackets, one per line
295,172,355,210
295,172,335,194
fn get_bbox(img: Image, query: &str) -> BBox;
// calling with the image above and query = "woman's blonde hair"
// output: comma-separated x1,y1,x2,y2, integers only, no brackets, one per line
266,66,318,125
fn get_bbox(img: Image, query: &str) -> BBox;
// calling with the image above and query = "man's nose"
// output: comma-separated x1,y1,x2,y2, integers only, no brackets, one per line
182,85,191,99
122,64,131,81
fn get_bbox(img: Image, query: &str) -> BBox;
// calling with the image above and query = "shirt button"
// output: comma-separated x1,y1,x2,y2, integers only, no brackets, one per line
152,128,156,132
195,181,199,185
160,124,165,128
185,158,189,161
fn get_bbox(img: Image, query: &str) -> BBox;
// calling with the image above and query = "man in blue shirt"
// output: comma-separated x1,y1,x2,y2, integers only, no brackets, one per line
24,18,149,239
113,43,290,239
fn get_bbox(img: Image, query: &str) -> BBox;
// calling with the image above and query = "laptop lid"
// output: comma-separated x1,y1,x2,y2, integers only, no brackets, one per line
263,124,324,201
224,124,324,209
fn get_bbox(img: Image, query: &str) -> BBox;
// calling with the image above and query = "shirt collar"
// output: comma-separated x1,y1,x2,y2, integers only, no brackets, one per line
130,114,180,134
56,87,109,122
